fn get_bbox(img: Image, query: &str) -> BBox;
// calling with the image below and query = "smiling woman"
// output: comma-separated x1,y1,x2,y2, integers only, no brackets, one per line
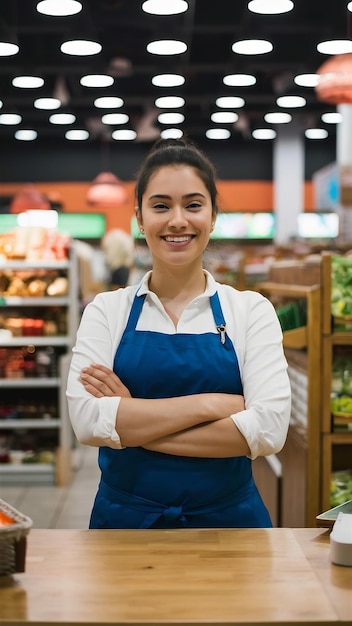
66,137,291,531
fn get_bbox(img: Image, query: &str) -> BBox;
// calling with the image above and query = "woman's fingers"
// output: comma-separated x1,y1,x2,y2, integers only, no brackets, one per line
80,364,131,397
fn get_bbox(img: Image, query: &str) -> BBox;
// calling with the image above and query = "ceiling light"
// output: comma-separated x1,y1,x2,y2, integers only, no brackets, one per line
205,128,231,139
232,39,273,55
94,96,124,108
294,74,319,87
49,113,76,124
248,0,293,14
252,128,277,139
12,76,44,88
0,113,22,125
101,113,129,124
142,0,188,15
15,130,38,141
60,39,102,56
0,101,2,109
321,112,342,124
36,0,82,16
223,74,256,86
348,1,352,10
158,112,185,124
317,40,352,55
147,40,187,55
211,112,239,123
161,128,183,139
276,95,306,107
112,129,137,140
80,74,114,87
264,112,292,123
0,42,19,56
152,73,185,87
305,128,328,139
155,96,185,108
216,96,245,108
65,129,89,140
34,97,61,109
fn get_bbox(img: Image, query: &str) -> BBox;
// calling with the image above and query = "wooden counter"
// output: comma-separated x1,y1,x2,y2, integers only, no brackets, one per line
1,528,351,626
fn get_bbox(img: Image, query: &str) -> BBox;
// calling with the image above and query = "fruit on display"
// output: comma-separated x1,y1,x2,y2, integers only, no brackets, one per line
330,469,352,507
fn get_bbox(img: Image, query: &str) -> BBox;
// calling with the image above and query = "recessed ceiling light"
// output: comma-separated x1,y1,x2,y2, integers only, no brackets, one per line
0,114,22,125
152,74,185,87
294,74,319,87
276,95,306,108
65,129,89,140
248,0,293,14
205,128,231,139
223,74,256,86
305,128,328,139
321,112,342,124
155,96,185,108
215,96,245,108
142,0,188,15
34,97,61,109
80,74,114,87
158,112,185,124
15,129,38,141
161,128,183,139
317,40,352,55
0,101,3,109
0,42,19,56
264,112,292,123
36,0,82,16
112,129,137,140
94,96,124,108
252,128,277,139
232,39,273,55
211,112,239,123
49,113,76,124
60,39,102,56
147,40,187,55
101,113,129,124
12,76,44,88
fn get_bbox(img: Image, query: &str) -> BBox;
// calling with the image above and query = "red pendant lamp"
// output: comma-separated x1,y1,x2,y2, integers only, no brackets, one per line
315,52,352,104
10,184,50,213
86,171,128,206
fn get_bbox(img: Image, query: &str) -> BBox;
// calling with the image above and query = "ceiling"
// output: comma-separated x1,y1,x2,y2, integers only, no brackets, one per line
0,0,350,145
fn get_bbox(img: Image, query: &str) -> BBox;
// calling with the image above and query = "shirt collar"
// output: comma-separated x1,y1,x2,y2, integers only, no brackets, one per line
136,270,217,298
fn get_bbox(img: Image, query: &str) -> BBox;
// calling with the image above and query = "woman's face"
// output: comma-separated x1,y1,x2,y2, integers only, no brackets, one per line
137,165,215,269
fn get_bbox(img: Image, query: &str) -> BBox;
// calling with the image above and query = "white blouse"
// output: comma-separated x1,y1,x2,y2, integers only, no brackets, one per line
66,270,291,459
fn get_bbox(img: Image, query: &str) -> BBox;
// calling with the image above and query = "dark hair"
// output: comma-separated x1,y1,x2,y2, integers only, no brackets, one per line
135,137,219,213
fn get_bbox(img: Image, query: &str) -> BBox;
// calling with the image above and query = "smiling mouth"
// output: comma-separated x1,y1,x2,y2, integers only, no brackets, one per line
162,235,195,243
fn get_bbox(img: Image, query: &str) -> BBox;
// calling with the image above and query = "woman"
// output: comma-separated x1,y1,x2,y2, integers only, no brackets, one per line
66,137,291,529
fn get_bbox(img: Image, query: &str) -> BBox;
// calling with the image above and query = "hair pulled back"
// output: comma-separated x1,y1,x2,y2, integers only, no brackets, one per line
135,137,219,213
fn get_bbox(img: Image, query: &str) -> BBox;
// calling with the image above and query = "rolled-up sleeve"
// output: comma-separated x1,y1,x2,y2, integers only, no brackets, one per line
66,291,127,448
226,291,291,459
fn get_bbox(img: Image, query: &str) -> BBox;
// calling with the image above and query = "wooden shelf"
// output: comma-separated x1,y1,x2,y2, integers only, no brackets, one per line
283,326,307,349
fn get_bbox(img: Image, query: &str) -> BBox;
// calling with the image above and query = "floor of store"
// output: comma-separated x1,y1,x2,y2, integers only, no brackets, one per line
1,446,100,529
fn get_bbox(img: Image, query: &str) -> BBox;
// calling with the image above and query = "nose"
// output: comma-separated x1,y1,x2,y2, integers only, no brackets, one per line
168,206,188,229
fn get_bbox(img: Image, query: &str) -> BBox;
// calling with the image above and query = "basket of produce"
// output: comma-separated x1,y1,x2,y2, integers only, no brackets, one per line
0,499,33,576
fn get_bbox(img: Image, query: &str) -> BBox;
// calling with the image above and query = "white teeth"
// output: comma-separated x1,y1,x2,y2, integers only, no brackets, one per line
164,236,192,242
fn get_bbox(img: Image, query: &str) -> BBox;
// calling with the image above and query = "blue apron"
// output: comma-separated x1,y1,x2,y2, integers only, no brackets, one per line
89,290,272,529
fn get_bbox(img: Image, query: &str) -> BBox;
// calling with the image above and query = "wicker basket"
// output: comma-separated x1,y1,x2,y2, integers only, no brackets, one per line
0,499,33,576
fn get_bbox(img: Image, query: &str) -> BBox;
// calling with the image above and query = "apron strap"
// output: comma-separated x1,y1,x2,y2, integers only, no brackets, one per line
124,291,146,332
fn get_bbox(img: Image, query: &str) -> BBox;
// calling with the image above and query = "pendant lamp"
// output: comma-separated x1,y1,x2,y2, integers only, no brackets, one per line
315,53,352,104
10,184,50,213
86,171,127,206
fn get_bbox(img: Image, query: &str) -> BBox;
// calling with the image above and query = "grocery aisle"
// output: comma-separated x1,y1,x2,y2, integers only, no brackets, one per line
1,445,100,529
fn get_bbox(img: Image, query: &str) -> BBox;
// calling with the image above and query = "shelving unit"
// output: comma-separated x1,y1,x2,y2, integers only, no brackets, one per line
0,247,79,486
257,254,352,527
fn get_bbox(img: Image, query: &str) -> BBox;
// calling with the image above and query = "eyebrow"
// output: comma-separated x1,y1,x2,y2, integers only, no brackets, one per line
148,192,206,200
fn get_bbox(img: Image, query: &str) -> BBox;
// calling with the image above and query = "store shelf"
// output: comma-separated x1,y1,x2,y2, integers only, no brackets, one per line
1,377,60,387
0,462,56,485
0,296,70,306
0,336,69,347
0,259,69,270
283,326,307,349
0,419,60,429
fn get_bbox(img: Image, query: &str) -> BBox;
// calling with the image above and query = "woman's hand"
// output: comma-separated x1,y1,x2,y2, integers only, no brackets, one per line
80,364,131,398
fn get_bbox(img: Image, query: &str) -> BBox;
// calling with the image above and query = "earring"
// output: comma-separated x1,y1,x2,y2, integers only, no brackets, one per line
140,227,144,234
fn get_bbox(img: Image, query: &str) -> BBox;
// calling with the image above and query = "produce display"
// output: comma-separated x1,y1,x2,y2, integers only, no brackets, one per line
330,469,352,507
331,254,352,318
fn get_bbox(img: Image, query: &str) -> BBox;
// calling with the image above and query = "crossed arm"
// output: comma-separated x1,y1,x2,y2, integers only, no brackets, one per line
80,364,249,458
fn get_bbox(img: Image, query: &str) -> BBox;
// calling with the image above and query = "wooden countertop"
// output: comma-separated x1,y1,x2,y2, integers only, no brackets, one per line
1,528,351,626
